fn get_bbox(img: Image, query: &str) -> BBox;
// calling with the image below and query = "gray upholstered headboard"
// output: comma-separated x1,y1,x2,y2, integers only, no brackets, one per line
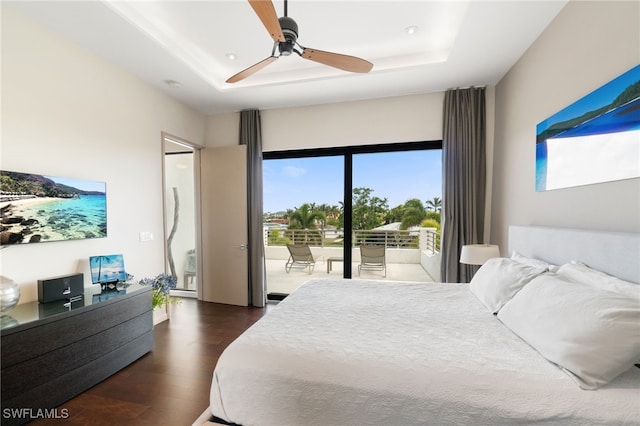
508,225,640,284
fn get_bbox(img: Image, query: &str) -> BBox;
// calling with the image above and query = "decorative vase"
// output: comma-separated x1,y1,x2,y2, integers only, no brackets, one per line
0,276,20,313
153,304,169,325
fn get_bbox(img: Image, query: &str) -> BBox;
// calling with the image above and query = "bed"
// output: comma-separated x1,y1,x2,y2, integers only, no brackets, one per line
197,226,640,425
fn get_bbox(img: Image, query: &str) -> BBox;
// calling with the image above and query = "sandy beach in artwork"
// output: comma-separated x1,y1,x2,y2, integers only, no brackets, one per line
0,197,60,210
1,195,107,245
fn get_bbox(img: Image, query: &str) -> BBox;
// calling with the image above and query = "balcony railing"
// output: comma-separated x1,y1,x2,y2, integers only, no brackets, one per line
265,227,440,253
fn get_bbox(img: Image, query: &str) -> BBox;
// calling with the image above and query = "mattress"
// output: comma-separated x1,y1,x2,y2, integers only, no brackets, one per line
210,279,640,425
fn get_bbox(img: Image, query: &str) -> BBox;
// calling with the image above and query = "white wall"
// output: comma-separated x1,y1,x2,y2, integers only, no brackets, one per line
261,93,444,150
0,6,205,303
205,93,445,149
491,0,640,250
204,113,239,148
205,90,497,240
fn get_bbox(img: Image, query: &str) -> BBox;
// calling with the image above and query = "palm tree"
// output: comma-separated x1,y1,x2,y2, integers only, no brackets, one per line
287,203,326,230
426,196,442,213
287,203,327,245
317,203,342,227
400,198,426,229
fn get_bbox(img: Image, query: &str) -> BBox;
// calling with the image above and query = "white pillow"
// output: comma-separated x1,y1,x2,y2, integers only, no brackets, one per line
557,261,640,298
497,273,640,390
469,257,547,313
510,251,556,271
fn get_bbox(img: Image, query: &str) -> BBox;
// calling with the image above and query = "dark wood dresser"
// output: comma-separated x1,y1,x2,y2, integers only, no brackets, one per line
1,284,153,425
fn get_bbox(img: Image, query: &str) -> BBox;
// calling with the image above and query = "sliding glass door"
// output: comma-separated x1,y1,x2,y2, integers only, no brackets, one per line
263,141,442,295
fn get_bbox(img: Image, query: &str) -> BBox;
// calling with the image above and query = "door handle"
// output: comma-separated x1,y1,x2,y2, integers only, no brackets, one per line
233,244,248,250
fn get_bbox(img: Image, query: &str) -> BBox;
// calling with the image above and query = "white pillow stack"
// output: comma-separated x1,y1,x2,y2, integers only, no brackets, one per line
510,250,556,271
469,257,547,313
497,271,640,389
468,254,640,389
556,261,640,298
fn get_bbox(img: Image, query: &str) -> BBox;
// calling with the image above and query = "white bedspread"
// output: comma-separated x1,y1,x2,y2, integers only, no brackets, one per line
210,279,640,425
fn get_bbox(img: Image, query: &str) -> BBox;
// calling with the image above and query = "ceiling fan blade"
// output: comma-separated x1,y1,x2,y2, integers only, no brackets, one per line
248,0,285,42
301,48,373,73
226,56,279,83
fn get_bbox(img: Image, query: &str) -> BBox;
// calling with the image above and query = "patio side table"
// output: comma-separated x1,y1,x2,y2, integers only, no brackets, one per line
327,257,343,273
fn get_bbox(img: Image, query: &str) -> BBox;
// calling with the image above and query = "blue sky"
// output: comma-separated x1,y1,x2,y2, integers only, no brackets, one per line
537,64,639,134
263,150,442,213
48,176,106,193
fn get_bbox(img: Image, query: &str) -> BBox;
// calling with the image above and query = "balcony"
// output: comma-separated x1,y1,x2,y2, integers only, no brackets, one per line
264,227,441,295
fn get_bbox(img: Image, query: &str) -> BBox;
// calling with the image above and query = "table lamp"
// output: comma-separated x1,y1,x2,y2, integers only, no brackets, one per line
460,244,501,266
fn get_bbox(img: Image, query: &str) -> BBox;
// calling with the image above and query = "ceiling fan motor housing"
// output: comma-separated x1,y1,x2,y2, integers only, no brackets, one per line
278,16,298,56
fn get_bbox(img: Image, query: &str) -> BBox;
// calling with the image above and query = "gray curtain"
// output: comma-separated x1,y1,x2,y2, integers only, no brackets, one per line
441,87,486,283
239,110,266,307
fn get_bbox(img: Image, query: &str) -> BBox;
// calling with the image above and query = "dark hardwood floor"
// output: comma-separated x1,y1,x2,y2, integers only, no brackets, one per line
31,299,268,425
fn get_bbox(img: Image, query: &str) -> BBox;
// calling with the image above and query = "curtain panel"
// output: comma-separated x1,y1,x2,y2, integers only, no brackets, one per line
239,110,266,307
441,87,487,283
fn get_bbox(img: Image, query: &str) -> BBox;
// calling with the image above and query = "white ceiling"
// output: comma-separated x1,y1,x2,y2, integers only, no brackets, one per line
7,0,568,116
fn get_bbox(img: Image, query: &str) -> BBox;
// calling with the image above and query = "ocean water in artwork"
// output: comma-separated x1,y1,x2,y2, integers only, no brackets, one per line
535,67,640,192
2,194,106,243
535,142,548,192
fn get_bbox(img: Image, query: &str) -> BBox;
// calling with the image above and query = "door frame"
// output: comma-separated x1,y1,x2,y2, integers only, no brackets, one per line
161,132,203,299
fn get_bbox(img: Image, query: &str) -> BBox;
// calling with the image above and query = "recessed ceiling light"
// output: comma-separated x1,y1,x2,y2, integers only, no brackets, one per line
164,79,182,89
226,53,237,61
405,26,418,35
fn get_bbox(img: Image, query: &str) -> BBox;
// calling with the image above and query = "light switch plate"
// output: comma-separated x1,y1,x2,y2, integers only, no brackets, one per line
139,231,154,242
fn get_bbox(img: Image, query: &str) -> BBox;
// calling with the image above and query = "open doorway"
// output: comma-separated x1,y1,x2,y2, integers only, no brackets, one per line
163,134,200,298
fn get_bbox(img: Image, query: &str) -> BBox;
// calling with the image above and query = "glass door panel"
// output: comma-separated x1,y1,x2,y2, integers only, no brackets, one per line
263,156,344,296
164,137,198,297
352,150,441,282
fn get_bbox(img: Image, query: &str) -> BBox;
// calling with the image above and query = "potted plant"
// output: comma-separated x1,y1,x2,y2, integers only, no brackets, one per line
139,273,180,324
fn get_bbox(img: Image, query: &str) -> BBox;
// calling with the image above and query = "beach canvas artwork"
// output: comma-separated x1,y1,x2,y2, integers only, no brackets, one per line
89,254,126,284
536,65,640,191
0,170,107,245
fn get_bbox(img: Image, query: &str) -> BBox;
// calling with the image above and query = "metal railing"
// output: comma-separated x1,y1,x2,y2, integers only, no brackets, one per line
424,228,441,253
265,227,440,252
352,230,418,248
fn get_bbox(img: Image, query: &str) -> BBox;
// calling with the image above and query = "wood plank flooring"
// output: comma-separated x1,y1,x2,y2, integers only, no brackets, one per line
30,299,268,425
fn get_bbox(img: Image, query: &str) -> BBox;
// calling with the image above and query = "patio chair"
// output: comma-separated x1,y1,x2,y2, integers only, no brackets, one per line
285,244,316,274
358,245,386,277
183,249,197,290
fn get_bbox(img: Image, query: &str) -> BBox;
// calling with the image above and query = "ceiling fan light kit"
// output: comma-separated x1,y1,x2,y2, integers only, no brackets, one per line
227,0,373,83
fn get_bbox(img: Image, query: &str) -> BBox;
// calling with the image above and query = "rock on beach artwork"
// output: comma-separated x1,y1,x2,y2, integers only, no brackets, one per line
0,171,106,245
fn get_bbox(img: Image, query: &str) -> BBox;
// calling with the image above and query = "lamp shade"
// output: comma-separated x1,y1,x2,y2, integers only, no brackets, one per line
460,244,501,265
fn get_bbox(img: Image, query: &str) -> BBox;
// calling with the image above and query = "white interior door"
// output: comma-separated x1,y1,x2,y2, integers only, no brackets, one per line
200,145,248,306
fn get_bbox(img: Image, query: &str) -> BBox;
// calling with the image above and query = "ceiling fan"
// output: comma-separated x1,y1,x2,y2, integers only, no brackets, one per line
226,0,374,83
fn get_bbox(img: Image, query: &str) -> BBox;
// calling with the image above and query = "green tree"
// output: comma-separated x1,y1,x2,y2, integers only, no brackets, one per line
425,210,441,224
420,218,441,232
352,187,388,230
385,205,404,224
426,196,442,213
400,198,427,229
317,203,342,227
267,228,291,246
287,203,326,230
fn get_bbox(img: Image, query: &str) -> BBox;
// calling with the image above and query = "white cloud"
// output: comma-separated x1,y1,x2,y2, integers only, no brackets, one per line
546,130,640,190
282,166,307,178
